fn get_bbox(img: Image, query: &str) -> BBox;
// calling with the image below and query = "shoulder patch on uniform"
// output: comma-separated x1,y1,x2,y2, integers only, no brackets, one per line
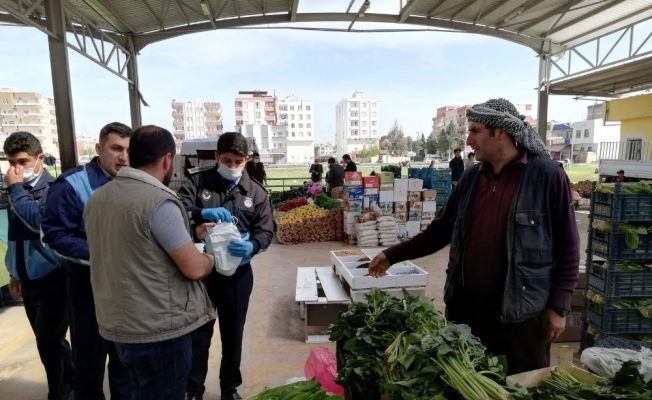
188,166,215,176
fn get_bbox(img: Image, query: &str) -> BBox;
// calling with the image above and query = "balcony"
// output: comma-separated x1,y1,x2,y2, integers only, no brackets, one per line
173,131,185,138
457,117,467,123
14,100,41,106
205,112,221,118
264,106,275,112
205,121,222,127
204,102,220,107
172,112,184,118
235,115,244,120
206,130,222,137
173,121,184,127
171,101,183,107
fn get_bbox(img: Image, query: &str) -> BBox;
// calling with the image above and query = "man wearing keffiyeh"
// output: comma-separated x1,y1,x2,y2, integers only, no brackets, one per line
369,98,580,374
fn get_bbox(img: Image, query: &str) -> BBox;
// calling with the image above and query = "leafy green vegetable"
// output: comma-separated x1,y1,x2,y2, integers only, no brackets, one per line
593,221,613,232
619,224,651,250
314,194,342,210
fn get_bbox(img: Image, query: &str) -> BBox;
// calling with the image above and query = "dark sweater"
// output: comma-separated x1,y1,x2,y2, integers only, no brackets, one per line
328,164,344,187
449,157,465,182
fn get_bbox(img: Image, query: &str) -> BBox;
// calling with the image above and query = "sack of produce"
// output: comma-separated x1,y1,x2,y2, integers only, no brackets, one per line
304,348,345,396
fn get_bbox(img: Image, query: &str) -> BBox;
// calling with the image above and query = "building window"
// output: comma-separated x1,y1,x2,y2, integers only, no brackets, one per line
361,102,367,107
299,115,303,120
298,105,303,111
371,112,377,117
362,130,367,135
290,115,295,121
299,132,304,137
299,123,303,128
306,105,311,111
255,121,260,125
290,106,294,111
308,132,311,137
361,112,367,117
255,112,261,118
371,121,377,126
584,129,590,138
292,132,295,137
279,105,287,111
371,103,377,108
588,146,593,151
290,123,295,128
372,130,377,135
580,146,585,151
575,130,581,138
244,112,249,117
351,111,358,117
307,123,312,128
307,114,311,120
351,102,358,108
351,121,359,127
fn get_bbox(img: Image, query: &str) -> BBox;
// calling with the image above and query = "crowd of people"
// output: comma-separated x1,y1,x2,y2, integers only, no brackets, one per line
4,126,272,400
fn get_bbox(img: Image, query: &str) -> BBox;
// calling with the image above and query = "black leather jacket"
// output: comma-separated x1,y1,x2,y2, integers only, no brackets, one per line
445,154,561,323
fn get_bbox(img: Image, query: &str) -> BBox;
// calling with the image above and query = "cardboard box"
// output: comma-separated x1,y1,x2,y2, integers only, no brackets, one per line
363,195,379,209
344,222,356,235
410,201,423,212
363,176,380,188
380,183,394,191
379,191,394,203
409,192,422,202
343,200,362,213
364,188,379,196
422,201,437,212
408,211,422,221
379,172,395,184
343,185,364,200
397,224,408,239
571,289,584,308
393,191,408,201
342,233,357,245
343,211,360,225
576,272,586,289
408,179,423,191
422,190,437,201
394,202,407,213
394,179,409,192
378,202,394,214
345,171,363,185
422,211,436,219
406,221,421,237
395,212,407,223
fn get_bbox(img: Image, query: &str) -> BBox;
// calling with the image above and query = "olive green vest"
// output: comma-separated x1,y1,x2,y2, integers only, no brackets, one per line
84,167,216,343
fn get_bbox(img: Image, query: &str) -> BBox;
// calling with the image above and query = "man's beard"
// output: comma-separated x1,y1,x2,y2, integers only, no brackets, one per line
163,167,173,187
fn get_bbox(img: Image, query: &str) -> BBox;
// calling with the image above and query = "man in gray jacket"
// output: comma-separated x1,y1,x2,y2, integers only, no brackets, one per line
84,125,217,400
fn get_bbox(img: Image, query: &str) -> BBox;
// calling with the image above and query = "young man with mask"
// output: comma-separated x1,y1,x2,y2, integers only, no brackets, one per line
42,122,132,400
178,132,274,400
3,131,73,400
244,152,267,186
84,126,217,400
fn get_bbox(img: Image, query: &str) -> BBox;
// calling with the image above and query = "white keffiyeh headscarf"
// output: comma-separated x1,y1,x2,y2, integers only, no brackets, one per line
466,98,551,159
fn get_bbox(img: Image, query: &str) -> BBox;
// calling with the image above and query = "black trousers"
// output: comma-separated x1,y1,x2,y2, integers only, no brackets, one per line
446,286,550,375
21,268,73,400
187,264,254,397
64,261,131,400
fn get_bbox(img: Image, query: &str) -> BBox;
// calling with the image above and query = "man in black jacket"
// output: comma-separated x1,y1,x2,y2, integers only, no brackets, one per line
342,154,357,172
245,152,267,186
449,148,465,183
327,157,344,199
178,132,274,400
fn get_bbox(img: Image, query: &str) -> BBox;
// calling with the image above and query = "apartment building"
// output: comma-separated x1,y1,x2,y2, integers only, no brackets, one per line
171,99,223,152
237,124,313,164
235,90,277,127
315,142,336,157
0,87,59,156
432,103,534,136
335,91,380,160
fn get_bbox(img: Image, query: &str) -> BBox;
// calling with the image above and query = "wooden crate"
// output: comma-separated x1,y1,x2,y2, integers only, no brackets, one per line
295,266,350,344
508,346,600,387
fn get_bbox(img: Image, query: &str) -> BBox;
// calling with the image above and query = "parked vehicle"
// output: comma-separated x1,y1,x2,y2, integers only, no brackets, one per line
598,141,652,182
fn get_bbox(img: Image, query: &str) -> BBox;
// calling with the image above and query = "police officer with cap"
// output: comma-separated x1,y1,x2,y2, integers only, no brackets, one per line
178,132,273,400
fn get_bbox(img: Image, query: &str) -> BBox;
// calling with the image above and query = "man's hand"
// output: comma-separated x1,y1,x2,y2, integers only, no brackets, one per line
201,207,232,222
194,223,216,240
542,308,566,343
5,166,24,186
228,240,254,258
8,277,21,299
368,252,391,278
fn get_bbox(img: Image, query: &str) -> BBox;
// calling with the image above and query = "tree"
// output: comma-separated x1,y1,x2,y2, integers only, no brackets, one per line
437,122,463,155
314,145,319,159
359,144,379,162
406,136,413,154
385,120,408,156
426,132,438,154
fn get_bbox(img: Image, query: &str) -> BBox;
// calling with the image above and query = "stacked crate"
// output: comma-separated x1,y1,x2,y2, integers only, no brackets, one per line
434,168,452,213
581,182,652,350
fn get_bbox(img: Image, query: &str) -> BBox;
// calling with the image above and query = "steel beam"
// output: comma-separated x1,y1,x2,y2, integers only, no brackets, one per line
560,6,652,46
44,0,78,171
476,0,512,21
131,12,565,53
546,0,625,36
399,0,421,23
80,0,133,32
450,0,477,20
127,47,142,129
426,0,446,17
537,55,550,139
290,0,299,21
495,0,547,29
515,0,582,32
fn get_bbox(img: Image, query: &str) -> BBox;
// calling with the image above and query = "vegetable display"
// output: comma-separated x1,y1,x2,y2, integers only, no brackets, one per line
587,290,652,318
329,289,510,400
592,221,652,250
271,188,306,208
247,379,343,400
596,182,652,195
314,194,343,210
277,205,328,225
276,208,343,245
278,198,309,212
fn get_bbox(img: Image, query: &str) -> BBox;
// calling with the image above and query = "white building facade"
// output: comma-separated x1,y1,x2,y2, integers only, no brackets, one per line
238,123,313,164
315,142,336,157
171,99,223,152
335,91,380,160
276,95,315,164
571,118,620,158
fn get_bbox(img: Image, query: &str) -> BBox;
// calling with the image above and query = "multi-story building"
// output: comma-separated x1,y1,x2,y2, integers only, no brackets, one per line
587,103,605,120
571,119,620,158
432,103,534,136
237,123,314,164
171,99,223,153
335,91,380,160
235,90,277,127
315,142,336,157
277,95,315,163
0,87,59,156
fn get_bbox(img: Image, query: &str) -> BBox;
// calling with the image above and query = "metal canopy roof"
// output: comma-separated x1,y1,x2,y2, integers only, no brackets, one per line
2,0,652,54
549,57,652,97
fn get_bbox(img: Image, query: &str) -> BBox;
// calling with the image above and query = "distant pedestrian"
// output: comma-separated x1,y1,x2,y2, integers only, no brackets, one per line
309,159,324,182
449,148,465,182
342,154,357,172
327,157,344,199
245,152,267,186
465,152,476,169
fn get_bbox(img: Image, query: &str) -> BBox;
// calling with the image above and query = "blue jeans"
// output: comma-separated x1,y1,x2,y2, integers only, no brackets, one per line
115,334,192,400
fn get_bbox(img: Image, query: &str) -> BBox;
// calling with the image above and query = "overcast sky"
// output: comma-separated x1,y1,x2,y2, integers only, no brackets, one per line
1,0,607,144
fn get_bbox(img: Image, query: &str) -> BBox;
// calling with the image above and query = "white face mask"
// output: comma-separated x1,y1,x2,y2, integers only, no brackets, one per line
217,162,243,181
253,159,260,164
23,163,42,183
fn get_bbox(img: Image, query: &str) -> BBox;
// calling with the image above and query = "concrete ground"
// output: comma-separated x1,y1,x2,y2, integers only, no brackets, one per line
0,212,591,399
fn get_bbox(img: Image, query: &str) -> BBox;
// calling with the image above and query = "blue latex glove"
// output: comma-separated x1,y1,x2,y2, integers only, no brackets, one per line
228,239,253,258
201,207,232,222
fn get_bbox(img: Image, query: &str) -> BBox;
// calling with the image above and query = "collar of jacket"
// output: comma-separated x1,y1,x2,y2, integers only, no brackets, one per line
116,167,179,197
26,169,54,193
86,156,113,189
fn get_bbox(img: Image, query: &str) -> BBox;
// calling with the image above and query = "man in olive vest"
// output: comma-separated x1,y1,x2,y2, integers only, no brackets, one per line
84,125,217,399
